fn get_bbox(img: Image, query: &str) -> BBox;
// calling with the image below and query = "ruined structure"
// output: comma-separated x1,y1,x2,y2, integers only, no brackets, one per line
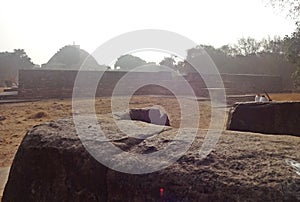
227,101,300,137
18,69,282,99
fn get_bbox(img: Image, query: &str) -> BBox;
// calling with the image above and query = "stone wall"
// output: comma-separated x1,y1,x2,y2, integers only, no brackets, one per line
221,74,283,94
18,69,283,99
227,101,300,136
18,69,175,98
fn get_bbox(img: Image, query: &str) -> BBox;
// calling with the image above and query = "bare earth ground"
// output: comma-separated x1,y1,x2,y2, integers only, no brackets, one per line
0,93,300,200
0,96,212,167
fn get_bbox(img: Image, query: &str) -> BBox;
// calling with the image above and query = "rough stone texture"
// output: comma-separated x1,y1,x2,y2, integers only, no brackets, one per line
3,115,300,202
129,107,170,126
227,101,300,136
2,121,108,202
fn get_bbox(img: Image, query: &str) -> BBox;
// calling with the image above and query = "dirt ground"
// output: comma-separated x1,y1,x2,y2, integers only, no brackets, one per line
269,93,300,101
0,93,300,200
0,93,298,167
0,96,212,168
0,93,299,167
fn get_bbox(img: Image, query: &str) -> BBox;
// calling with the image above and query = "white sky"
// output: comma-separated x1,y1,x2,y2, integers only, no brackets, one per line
0,0,296,65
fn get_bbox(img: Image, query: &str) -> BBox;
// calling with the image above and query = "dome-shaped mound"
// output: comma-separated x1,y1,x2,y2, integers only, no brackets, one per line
42,45,108,70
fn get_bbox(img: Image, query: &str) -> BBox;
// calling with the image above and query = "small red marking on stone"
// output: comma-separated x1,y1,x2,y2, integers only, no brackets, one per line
160,188,164,197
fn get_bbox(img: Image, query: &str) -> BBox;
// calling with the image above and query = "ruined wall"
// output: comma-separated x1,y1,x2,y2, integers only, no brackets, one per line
220,74,282,94
227,102,300,136
18,69,176,98
18,69,282,99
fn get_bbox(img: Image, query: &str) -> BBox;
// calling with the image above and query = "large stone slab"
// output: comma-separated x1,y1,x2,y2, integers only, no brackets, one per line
3,115,300,201
226,101,300,136
129,107,170,126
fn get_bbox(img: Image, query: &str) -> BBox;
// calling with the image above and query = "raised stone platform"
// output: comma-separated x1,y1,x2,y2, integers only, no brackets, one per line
227,101,300,136
0,91,18,100
3,116,300,201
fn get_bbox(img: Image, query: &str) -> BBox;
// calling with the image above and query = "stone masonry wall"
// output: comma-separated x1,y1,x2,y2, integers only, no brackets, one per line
18,69,282,99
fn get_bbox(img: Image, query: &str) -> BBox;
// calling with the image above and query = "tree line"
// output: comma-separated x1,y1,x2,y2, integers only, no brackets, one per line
114,32,299,89
0,0,299,88
0,32,299,89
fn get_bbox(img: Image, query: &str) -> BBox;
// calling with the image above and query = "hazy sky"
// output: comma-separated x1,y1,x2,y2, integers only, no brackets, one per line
0,0,296,65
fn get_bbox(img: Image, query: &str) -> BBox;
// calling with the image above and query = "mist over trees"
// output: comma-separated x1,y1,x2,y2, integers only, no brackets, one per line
267,0,300,87
0,32,299,89
153,30,299,89
0,49,34,86
159,57,176,70
285,24,300,87
114,54,153,70
160,37,295,86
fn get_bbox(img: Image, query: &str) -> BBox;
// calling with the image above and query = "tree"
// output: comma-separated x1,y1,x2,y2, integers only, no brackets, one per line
283,23,300,87
219,45,240,56
283,24,300,63
114,54,147,70
269,0,300,19
159,57,176,70
267,0,300,87
260,36,284,54
234,37,262,56
0,49,34,86
180,45,226,74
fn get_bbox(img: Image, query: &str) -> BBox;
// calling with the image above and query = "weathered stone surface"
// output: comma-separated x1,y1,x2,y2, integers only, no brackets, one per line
3,115,300,201
129,107,170,126
2,119,108,201
226,101,300,136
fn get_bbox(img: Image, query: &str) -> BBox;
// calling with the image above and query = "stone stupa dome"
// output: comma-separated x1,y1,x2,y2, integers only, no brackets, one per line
42,45,108,70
